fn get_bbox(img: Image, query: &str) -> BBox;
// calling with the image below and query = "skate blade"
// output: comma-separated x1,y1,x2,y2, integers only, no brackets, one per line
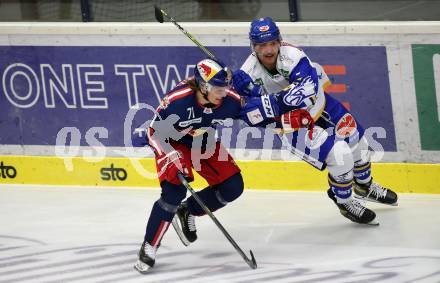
365,219,380,226
134,260,152,274
353,195,398,206
171,216,190,247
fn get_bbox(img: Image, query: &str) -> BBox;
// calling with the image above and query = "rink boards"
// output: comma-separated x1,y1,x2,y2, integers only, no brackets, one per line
1,155,439,194
1,22,440,193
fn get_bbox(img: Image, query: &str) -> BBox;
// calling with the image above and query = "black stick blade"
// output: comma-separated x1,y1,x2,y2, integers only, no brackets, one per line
154,5,164,23
248,250,257,269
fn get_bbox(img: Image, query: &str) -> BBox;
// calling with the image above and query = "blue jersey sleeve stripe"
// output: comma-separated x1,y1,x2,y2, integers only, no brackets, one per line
289,57,318,85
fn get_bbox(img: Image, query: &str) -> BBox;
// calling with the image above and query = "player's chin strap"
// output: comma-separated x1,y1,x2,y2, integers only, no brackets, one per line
201,90,215,108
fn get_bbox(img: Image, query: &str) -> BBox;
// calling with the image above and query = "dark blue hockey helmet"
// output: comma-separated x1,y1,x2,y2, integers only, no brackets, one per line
194,58,231,92
249,17,281,45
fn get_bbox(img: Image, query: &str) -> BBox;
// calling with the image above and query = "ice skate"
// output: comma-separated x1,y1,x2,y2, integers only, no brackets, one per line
134,241,157,274
354,179,398,206
172,201,197,246
327,189,379,225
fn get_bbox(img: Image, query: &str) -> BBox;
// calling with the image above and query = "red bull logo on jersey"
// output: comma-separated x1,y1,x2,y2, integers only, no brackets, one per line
159,97,170,109
259,25,270,32
335,113,357,138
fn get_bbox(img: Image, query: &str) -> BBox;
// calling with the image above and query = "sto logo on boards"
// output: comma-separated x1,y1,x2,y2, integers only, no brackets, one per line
0,161,17,179
100,164,127,181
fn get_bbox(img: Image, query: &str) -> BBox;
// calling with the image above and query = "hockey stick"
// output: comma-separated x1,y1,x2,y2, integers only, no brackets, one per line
154,5,217,60
154,7,318,167
155,6,256,269
177,173,257,269
154,6,322,170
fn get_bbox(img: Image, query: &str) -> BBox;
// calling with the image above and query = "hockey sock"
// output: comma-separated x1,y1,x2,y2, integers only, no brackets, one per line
328,174,353,204
144,181,187,246
144,202,172,247
354,162,372,184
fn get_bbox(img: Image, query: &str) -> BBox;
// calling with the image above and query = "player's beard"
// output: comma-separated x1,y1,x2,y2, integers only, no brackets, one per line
257,50,277,71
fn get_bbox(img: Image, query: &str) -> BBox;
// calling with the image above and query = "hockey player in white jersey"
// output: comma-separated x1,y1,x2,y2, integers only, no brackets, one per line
234,17,398,225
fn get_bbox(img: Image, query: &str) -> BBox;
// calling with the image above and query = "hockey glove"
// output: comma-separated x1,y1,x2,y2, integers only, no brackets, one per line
131,127,148,147
232,70,263,97
239,94,280,126
281,109,315,139
156,150,190,184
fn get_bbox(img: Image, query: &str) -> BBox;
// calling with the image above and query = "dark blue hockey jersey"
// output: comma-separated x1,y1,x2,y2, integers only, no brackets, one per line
146,80,242,155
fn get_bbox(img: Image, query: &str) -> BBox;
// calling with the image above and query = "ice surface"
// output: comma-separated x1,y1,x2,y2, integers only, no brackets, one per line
0,186,439,282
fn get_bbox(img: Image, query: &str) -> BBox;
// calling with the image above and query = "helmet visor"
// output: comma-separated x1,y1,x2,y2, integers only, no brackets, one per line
207,84,231,96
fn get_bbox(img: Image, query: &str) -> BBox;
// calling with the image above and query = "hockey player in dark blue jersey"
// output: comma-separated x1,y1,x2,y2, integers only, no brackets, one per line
133,58,241,273
133,58,314,273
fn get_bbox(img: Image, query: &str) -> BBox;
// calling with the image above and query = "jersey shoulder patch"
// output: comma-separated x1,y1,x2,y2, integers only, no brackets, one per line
279,45,306,64
278,44,308,75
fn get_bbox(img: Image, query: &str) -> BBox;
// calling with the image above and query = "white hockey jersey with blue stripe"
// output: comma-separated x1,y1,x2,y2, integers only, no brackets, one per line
240,43,330,121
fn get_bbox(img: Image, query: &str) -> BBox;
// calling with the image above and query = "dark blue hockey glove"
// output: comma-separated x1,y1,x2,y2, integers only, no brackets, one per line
239,95,280,126
232,70,263,97
132,127,148,147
